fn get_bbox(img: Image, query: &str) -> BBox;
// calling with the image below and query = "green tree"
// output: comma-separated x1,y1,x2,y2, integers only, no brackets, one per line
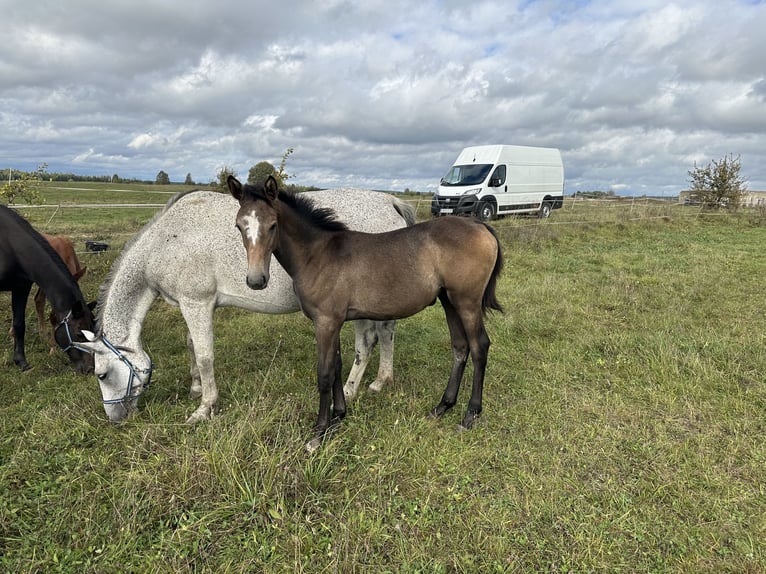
688,154,746,209
0,163,47,204
184,173,194,185
248,161,277,185
155,170,170,185
248,148,294,186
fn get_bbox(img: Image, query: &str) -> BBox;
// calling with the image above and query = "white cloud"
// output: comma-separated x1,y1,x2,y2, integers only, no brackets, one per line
1,0,765,193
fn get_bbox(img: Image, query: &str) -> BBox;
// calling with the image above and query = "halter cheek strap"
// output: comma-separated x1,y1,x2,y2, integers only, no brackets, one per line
99,335,154,406
55,310,93,354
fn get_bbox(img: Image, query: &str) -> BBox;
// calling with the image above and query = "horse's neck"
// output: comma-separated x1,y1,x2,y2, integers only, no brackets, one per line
275,210,334,279
100,251,157,347
20,238,82,313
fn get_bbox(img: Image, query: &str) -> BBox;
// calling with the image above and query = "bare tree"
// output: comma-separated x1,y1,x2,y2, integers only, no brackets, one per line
688,154,747,209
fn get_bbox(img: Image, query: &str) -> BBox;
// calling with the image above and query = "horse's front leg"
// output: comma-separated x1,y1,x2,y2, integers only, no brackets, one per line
11,285,32,371
307,320,343,453
179,302,217,424
186,330,203,399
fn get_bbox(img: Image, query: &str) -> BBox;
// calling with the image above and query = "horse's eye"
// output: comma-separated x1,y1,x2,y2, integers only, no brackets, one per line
97,372,108,381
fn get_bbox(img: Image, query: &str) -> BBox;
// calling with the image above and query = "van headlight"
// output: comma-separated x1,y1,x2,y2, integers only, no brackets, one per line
461,188,481,196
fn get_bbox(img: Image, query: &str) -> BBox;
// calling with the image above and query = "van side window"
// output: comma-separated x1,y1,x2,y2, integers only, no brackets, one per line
490,165,506,187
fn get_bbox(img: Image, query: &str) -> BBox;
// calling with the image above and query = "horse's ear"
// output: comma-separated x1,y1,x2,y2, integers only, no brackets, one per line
264,176,279,202
82,330,97,342
88,300,97,312
227,176,244,201
73,266,87,281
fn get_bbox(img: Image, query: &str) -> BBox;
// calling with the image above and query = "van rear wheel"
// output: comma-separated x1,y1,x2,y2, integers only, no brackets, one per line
538,201,552,218
478,201,496,222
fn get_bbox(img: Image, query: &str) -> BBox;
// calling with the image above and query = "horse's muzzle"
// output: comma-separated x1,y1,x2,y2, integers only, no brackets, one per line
246,272,269,290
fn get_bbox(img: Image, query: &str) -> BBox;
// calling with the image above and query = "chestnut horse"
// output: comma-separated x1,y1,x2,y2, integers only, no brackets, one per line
229,176,504,452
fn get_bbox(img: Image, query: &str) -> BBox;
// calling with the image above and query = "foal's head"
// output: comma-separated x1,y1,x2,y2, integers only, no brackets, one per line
228,175,280,290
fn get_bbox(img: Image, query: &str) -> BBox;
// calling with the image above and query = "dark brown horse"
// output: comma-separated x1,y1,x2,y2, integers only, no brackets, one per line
0,206,95,373
228,176,503,452
8,233,88,353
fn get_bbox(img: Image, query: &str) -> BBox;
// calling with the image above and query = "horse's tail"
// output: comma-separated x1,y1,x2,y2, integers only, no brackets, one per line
481,223,504,315
391,197,417,227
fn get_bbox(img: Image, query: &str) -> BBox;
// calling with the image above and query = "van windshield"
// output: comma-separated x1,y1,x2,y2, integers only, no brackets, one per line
440,164,493,186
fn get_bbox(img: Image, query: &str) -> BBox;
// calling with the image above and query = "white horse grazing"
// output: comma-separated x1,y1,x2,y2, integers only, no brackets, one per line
80,189,415,424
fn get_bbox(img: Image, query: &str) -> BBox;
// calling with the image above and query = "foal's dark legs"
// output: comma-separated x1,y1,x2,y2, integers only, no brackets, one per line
460,321,490,429
11,284,33,371
430,294,491,429
430,294,469,420
307,323,347,453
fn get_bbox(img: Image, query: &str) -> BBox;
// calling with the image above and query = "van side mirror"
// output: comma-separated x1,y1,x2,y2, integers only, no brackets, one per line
490,178,501,187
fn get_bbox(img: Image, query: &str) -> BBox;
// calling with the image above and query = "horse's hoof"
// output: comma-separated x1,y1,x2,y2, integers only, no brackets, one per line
305,437,322,454
368,378,387,393
16,362,31,372
185,409,212,425
459,412,481,430
428,403,450,420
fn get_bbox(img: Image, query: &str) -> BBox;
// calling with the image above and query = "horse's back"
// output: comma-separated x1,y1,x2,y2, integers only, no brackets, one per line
129,188,412,311
42,234,83,276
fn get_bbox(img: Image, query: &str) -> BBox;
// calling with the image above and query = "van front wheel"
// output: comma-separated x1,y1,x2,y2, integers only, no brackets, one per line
478,201,496,222
538,201,552,218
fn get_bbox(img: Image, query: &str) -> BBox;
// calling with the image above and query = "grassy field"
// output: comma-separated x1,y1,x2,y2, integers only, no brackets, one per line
1,184,765,572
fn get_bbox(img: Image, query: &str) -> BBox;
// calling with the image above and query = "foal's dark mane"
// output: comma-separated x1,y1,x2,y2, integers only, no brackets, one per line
242,182,349,232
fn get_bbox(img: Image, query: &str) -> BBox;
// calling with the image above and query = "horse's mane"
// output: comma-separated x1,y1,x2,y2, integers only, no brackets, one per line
94,189,212,332
242,182,348,232
0,205,80,287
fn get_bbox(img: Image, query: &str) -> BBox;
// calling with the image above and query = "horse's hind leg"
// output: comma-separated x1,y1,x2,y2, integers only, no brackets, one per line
343,319,377,400
430,294,468,419
11,285,32,371
33,287,54,353
369,320,395,393
343,319,395,399
459,317,491,430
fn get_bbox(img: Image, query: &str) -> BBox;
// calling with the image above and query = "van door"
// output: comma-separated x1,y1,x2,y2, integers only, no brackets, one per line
489,164,507,209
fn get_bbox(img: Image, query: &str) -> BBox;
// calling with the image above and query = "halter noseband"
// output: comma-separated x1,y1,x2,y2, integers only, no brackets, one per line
54,310,93,354
99,335,154,406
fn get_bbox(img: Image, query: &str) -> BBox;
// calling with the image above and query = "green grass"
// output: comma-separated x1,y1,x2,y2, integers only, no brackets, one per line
1,187,765,572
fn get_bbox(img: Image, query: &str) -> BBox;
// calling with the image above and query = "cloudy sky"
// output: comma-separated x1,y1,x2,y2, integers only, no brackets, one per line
2,0,765,195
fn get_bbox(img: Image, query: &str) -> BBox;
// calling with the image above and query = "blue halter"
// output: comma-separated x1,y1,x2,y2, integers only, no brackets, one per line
98,335,154,406
54,310,93,354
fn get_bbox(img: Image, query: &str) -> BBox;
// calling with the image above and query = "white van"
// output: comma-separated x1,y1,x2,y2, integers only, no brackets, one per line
431,145,565,221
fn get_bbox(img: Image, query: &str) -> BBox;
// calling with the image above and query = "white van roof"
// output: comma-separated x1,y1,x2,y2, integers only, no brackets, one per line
455,145,561,166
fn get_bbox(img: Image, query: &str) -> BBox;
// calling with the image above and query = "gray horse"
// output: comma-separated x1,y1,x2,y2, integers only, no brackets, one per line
80,189,415,423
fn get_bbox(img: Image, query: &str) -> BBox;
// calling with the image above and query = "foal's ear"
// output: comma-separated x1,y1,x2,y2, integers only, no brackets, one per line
264,175,279,202
227,176,244,201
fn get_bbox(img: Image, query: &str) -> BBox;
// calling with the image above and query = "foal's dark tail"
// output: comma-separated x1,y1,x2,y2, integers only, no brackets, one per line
481,223,505,315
